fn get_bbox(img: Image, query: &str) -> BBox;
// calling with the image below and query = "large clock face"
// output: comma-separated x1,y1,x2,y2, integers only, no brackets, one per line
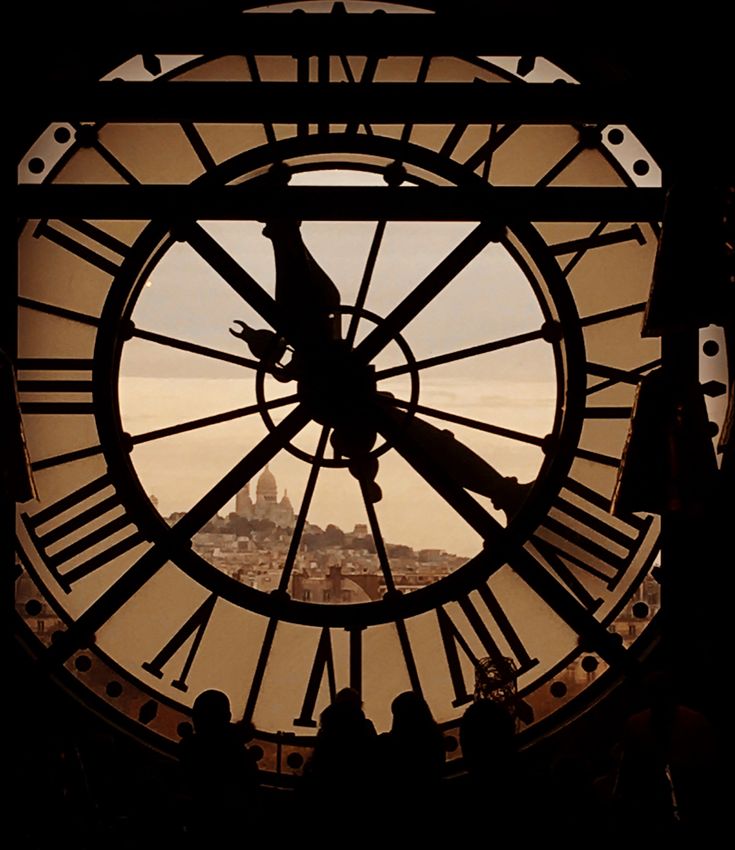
16,22,663,779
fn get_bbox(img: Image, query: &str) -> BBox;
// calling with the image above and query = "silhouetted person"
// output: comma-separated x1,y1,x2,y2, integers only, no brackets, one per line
178,690,259,844
379,691,445,797
611,671,720,841
450,699,543,841
300,688,379,829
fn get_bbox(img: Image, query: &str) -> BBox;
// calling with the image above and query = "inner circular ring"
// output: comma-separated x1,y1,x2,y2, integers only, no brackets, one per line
255,305,420,466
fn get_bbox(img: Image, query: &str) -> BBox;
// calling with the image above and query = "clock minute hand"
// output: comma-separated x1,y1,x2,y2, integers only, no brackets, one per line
378,402,533,522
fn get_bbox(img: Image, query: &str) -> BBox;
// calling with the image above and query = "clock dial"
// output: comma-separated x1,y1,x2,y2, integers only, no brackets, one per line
16,42,662,777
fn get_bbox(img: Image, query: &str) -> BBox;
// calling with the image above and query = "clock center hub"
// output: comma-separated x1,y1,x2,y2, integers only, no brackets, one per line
296,342,377,427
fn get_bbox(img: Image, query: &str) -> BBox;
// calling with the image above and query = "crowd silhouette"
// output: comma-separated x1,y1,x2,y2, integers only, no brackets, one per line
169,674,723,848
170,675,724,847
21,676,721,848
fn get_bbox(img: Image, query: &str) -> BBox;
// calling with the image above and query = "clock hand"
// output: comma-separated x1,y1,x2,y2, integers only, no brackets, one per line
263,219,342,351
377,399,533,522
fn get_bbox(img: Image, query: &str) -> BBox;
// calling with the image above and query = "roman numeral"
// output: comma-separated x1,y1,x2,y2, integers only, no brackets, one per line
142,594,218,691
347,626,364,697
550,222,646,275
17,296,99,328
437,583,538,708
293,627,337,728
394,619,422,695
527,476,653,608
436,110,520,179
295,54,379,136
33,218,131,277
32,444,104,472
243,616,278,724
22,474,145,592
17,358,94,415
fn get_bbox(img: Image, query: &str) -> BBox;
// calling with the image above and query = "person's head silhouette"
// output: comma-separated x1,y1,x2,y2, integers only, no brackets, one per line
460,699,515,775
192,689,232,736
390,690,435,735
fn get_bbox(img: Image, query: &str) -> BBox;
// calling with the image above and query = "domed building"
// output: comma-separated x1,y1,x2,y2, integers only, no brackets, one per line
236,466,295,529
255,465,278,505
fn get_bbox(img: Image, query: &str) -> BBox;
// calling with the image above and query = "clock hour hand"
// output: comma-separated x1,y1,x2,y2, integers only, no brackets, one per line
263,219,342,351
379,401,533,522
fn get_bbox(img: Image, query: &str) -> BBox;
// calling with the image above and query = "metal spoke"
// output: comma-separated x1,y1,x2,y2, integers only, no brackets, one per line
70,120,141,185
45,545,170,666
183,221,286,338
536,140,585,188
385,397,546,448
132,326,260,369
376,327,545,380
131,394,299,445
359,478,397,595
356,221,500,363
278,426,330,593
345,220,386,348
181,122,217,172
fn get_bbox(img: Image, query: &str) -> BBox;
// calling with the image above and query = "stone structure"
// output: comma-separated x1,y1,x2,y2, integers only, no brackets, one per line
235,466,295,529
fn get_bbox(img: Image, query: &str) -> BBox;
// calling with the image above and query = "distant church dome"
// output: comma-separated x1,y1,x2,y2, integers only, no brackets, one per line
280,489,293,511
257,465,278,503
